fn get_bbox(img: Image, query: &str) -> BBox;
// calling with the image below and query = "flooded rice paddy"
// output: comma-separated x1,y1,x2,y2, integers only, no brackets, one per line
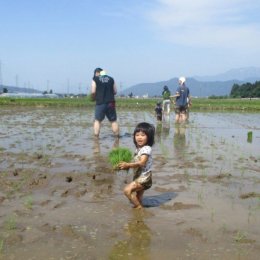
0,107,260,259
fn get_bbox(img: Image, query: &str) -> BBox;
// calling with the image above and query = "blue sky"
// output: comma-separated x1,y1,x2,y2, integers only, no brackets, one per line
0,0,260,93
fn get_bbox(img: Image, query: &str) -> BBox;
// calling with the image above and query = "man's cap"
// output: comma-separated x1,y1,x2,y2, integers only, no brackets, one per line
179,77,186,84
94,68,103,74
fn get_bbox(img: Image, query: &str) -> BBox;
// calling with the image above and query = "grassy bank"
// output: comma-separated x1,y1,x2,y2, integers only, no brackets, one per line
0,97,260,111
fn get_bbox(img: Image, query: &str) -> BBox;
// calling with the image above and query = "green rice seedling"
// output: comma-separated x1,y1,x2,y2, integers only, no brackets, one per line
24,195,33,210
108,147,133,170
211,208,215,222
183,170,191,185
197,190,204,205
1,171,8,177
5,216,17,230
247,131,253,143
221,223,227,233
233,230,247,242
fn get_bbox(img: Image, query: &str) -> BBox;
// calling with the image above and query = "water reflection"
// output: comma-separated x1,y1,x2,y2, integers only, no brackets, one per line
173,125,187,159
92,137,120,155
156,114,171,142
109,211,151,259
93,137,101,154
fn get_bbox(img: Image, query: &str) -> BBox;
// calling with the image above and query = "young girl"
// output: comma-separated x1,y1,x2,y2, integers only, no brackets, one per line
118,122,155,209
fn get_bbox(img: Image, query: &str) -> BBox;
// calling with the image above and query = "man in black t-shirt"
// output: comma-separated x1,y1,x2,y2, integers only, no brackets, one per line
91,68,119,137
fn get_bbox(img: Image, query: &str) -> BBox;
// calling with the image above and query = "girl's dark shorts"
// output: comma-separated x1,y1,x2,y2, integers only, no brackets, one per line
141,178,152,190
95,102,117,122
134,177,152,190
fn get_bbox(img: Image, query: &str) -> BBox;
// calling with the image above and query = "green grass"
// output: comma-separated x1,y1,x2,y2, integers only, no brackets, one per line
0,96,260,111
4,216,17,230
190,98,260,111
24,195,33,210
108,147,133,170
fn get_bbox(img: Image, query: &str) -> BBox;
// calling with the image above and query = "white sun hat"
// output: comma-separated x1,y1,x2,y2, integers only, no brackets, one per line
179,76,186,84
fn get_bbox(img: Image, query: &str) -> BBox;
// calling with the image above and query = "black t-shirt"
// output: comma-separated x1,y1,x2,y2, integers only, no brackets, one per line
94,75,115,105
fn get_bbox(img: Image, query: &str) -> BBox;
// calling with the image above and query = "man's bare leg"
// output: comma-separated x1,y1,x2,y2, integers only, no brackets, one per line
175,114,180,123
111,121,119,137
94,120,101,137
180,112,187,123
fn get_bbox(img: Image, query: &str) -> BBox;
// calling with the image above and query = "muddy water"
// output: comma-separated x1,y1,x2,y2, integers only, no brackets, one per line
0,107,260,259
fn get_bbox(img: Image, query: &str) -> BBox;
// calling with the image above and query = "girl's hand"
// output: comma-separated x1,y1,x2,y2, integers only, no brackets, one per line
118,162,129,170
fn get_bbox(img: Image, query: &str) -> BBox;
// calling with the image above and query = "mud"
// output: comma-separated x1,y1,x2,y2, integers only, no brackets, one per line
0,107,260,259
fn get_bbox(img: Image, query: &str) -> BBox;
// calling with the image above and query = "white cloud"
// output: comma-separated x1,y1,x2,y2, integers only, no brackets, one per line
146,0,260,50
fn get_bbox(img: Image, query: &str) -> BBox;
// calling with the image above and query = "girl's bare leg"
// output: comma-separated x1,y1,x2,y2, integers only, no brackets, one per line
136,190,144,206
124,181,144,208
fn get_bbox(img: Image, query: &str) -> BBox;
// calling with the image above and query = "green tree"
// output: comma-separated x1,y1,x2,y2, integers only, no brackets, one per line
230,81,260,98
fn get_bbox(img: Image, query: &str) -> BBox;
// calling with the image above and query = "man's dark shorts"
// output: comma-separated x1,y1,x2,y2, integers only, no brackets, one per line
95,101,117,122
175,105,188,114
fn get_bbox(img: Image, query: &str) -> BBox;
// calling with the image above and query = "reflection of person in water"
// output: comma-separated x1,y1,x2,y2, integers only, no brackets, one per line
162,114,170,138
155,122,162,142
109,211,151,259
156,114,170,142
173,126,187,159
93,137,119,155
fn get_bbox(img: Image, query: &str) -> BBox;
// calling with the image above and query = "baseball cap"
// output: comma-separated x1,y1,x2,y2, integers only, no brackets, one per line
94,68,103,74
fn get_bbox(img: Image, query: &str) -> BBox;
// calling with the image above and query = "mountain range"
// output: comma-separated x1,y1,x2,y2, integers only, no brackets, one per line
1,67,260,97
0,86,42,94
120,67,260,97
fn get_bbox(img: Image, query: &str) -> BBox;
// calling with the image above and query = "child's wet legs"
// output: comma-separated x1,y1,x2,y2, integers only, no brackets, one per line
124,182,143,208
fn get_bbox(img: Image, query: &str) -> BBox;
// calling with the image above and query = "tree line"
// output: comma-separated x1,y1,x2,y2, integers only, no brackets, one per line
230,81,260,98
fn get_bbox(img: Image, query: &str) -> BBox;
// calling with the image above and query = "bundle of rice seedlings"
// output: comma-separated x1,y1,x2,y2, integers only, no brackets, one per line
108,147,133,170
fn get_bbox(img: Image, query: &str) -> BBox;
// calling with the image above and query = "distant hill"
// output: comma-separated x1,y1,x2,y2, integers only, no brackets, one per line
193,67,260,82
120,67,260,97
2,66,260,97
0,85,42,94
120,78,246,97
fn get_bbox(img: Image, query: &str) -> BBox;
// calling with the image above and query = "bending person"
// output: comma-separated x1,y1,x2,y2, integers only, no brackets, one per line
91,68,119,137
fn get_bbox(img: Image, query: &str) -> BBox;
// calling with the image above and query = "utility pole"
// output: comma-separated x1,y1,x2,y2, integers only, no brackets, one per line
78,82,82,95
67,79,70,95
47,80,50,93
